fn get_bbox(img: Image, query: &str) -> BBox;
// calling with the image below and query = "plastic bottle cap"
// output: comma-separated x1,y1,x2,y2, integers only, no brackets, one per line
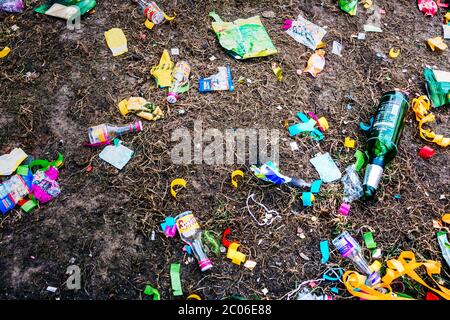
199,258,213,271
136,120,143,132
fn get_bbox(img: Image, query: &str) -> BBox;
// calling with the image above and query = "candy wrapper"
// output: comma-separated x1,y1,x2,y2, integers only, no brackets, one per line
418,0,438,16
118,97,163,121
32,166,61,204
310,152,342,183
151,49,174,88
104,28,128,56
283,15,326,50
251,161,310,188
34,0,97,19
0,173,33,214
339,0,358,16
304,49,325,77
198,66,234,93
209,11,277,60
99,140,134,170
0,0,24,13
424,67,450,108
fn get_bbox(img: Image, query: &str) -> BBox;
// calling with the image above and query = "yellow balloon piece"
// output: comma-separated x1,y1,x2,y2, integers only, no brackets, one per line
226,242,246,266
170,178,186,199
187,294,202,300
442,214,450,224
231,170,244,188
0,47,11,58
427,37,448,52
151,49,174,88
104,28,128,56
412,96,450,147
389,48,400,59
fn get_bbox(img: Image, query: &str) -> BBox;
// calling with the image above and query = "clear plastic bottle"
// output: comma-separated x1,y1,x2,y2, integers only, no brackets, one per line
175,211,212,272
332,231,381,286
87,121,142,146
167,61,191,104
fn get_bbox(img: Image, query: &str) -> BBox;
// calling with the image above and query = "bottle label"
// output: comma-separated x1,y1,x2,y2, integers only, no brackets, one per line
88,125,109,144
176,213,200,238
144,3,165,24
333,232,359,258
372,101,401,130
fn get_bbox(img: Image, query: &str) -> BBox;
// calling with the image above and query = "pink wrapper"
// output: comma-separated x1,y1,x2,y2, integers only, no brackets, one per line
418,0,438,16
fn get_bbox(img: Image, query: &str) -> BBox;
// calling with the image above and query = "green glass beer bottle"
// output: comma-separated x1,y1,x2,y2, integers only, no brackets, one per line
362,91,409,200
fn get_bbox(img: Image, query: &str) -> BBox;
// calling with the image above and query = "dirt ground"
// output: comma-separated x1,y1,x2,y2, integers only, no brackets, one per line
1,0,449,300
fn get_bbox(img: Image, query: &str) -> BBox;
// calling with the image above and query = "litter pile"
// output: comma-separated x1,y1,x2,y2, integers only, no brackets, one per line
1,0,449,300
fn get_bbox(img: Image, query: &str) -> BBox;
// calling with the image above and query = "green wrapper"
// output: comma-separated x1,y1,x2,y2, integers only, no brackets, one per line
339,0,357,16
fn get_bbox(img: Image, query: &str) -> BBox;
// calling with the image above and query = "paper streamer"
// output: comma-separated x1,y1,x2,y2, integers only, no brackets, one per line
443,214,450,224
16,165,29,176
412,96,450,147
20,199,37,213
222,227,237,248
310,180,322,193
301,192,314,207
160,217,177,237
363,231,377,249
353,150,366,172
202,230,220,254
144,285,160,300
170,263,183,296
29,153,64,171
343,251,450,300
322,268,343,281
170,178,186,198
360,117,374,131
227,242,246,265
187,294,201,300
0,47,11,58
320,240,329,264
231,170,244,188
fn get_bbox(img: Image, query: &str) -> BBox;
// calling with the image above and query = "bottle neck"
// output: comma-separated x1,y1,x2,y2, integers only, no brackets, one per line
114,121,141,135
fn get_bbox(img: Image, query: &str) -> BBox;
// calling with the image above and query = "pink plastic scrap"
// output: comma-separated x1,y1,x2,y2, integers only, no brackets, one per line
164,225,177,238
436,0,449,7
418,0,438,16
282,20,293,30
338,203,350,216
